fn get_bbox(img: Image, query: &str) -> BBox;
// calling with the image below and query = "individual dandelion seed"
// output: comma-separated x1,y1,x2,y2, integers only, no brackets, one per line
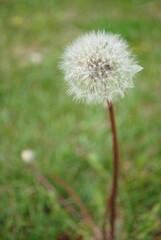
60,31,142,104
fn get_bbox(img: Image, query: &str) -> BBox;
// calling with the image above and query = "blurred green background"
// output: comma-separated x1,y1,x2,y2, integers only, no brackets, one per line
0,0,161,239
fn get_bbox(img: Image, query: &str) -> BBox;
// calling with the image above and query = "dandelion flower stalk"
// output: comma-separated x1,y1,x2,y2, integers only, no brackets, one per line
102,101,119,240
60,31,142,239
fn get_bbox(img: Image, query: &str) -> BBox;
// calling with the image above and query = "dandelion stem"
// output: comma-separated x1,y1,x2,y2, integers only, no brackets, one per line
51,174,102,239
33,165,101,239
33,166,77,216
103,101,119,240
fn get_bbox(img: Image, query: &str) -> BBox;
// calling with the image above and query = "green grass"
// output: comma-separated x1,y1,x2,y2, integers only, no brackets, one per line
0,0,161,239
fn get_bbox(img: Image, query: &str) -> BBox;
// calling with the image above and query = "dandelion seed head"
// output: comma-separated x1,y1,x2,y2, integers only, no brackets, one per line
60,31,143,104
21,149,35,164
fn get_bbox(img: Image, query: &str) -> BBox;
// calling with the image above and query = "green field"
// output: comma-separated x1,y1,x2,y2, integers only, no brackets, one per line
1,0,161,239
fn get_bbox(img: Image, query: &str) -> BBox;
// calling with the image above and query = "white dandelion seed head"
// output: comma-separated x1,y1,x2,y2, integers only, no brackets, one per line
60,31,143,105
21,149,35,164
